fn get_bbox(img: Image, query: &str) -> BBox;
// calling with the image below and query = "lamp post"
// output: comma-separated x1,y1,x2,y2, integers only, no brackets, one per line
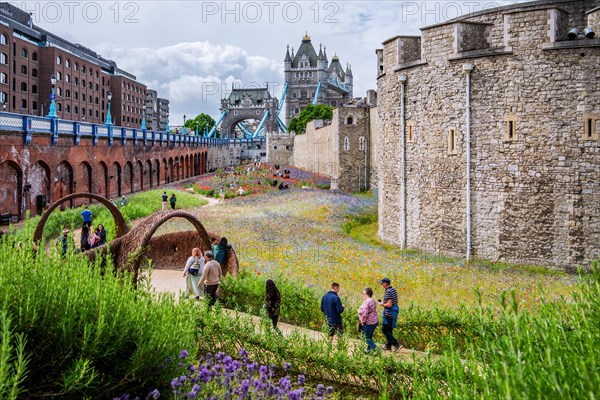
105,91,112,125
47,74,57,118
183,114,187,135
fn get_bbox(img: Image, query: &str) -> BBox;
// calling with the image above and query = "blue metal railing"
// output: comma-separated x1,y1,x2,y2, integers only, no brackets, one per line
0,111,268,148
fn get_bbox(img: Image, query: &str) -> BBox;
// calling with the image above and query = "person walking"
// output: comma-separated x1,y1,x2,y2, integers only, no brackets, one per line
161,192,168,210
183,247,205,300
119,195,128,207
169,193,177,210
214,237,232,269
264,279,281,331
378,278,401,352
320,282,344,337
358,287,379,353
197,250,222,307
81,205,92,228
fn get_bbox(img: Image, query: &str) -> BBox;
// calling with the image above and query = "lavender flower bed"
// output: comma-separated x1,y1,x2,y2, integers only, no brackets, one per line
115,349,334,400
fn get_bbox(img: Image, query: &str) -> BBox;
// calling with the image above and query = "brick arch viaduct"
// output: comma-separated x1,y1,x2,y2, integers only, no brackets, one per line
0,126,209,217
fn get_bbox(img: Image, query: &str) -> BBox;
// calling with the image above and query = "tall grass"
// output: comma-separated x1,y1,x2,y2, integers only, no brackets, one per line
0,236,198,399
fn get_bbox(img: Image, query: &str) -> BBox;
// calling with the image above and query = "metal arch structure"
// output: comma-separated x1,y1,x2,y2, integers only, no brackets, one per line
33,192,129,243
82,210,239,284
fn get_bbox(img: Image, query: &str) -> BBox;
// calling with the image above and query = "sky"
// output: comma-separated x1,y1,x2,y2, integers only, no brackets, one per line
15,0,523,124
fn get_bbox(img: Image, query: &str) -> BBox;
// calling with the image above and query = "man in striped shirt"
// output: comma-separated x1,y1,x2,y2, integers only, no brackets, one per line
378,278,402,352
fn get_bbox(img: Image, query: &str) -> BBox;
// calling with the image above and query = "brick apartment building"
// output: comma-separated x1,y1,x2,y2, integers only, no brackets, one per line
0,3,154,128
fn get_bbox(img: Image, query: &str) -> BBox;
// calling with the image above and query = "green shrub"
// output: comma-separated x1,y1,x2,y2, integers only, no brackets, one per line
220,271,324,329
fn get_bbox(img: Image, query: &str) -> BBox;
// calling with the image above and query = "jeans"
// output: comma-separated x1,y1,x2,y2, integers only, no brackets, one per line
382,320,399,349
362,322,378,351
205,284,219,307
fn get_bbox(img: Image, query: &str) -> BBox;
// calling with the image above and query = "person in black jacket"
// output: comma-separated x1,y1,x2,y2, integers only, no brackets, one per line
320,282,344,337
264,279,281,331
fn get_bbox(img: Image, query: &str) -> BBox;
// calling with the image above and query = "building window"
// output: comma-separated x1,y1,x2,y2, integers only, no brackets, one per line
88,82,92,90
95,70,99,78
448,128,458,155
32,68,37,77
95,97,98,104
21,48,27,58
65,74,70,83
32,101,37,110
74,77,78,86
74,62,78,71
20,82,26,92
82,79,86,88
56,71,61,80
56,87,61,96
82,65,86,74
0,34,6,45
89,68,93,76
66,104,70,113
359,136,366,151
74,92,78,100
0,91,6,103
0,53,6,64
74,106,78,114
503,114,517,142
81,107,86,116
32,85,37,94
89,108,92,117
65,59,70,68
346,115,354,125
407,120,415,143
57,56,62,65
583,114,598,141
32,52,38,61
0,72,6,84
57,103,62,112
344,136,350,151
20,99,27,109
20,65,27,75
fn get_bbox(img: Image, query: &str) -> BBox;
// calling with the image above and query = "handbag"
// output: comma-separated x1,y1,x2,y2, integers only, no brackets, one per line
188,268,199,276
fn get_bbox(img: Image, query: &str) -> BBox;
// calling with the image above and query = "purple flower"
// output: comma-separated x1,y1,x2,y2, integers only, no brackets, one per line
147,389,160,399
297,375,305,386
283,362,291,373
239,348,248,359
315,384,325,397
179,350,189,359
325,387,333,395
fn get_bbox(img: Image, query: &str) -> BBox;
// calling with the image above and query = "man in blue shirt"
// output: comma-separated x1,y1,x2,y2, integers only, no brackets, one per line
81,205,92,228
320,282,344,337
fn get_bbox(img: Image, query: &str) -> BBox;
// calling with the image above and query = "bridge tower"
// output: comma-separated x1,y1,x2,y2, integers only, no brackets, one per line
284,33,354,125
219,87,280,138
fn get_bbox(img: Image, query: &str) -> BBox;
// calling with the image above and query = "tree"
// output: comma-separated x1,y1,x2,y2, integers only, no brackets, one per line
184,113,216,136
288,104,334,134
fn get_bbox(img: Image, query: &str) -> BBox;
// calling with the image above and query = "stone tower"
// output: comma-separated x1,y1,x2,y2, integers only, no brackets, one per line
284,34,354,125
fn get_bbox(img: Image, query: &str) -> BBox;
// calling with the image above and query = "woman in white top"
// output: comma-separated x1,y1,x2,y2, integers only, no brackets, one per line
183,247,205,299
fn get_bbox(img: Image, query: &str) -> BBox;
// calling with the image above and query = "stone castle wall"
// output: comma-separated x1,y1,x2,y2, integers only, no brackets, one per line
291,106,379,192
377,0,600,270
293,118,339,178
266,132,295,166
